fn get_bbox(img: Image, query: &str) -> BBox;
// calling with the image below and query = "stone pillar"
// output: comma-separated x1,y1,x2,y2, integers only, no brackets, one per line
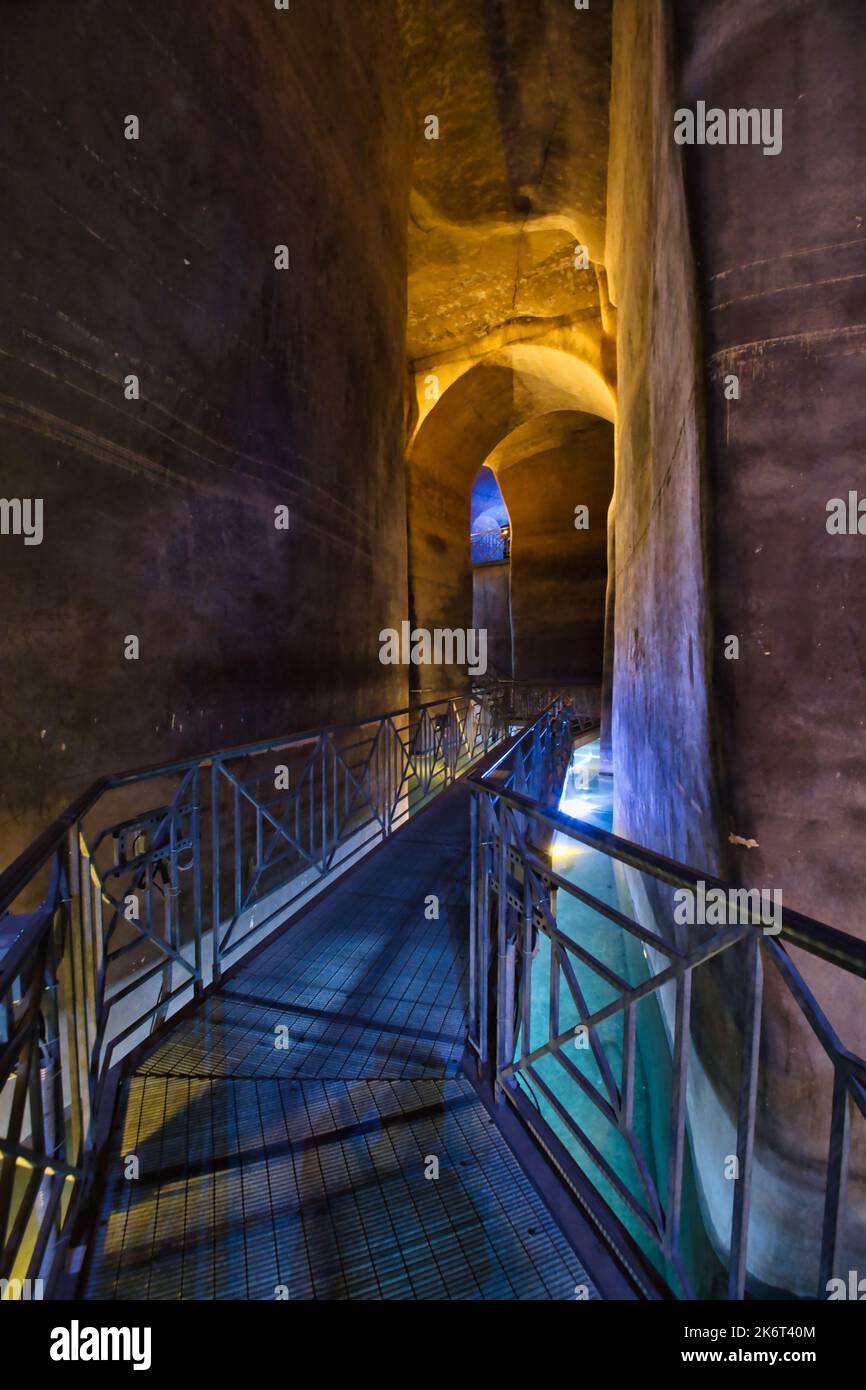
675,0,866,946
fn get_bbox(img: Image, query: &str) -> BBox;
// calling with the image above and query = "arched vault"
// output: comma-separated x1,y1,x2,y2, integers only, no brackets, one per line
407,345,614,696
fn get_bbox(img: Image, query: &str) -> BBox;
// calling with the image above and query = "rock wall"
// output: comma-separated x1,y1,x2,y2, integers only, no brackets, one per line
0,1,411,867
497,417,614,682
606,0,866,1295
472,563,512,680
673,0,866,1291
676,0,866,960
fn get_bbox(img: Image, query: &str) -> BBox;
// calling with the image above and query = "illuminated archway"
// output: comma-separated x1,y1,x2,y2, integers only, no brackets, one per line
406,344,615,696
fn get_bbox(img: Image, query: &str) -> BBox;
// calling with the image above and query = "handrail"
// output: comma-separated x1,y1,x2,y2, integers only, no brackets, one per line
470,525,509,539
0,683,528,1293
0,690,513,917
470,523,511,564
468,707,866,1301
469,780,866,981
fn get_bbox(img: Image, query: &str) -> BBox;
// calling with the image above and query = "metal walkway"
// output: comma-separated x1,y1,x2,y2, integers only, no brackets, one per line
82,790,601,1301
8,685,859,1301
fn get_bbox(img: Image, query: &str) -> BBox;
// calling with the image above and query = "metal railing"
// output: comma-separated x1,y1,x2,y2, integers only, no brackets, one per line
468,707,866,1301
471,524,511,565
0,687,510,1293
482,680,601,731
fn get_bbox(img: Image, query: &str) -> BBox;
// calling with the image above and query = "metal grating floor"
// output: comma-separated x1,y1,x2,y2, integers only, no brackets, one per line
83,792,601,1300
137,818,471,1082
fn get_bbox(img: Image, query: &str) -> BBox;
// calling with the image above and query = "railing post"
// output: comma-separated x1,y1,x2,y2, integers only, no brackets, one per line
469,791,478,1050
495,805,515,1099
65,826,95,1151
191,766,204,998
728,929,763,1300
664,968,692,1288
38,905,64,1279
320,736,328,870
381,721,390,837
449,701,458,784
521,869,533,1063
211,760,222,987
479,797,491,1069
818,1069,852,1296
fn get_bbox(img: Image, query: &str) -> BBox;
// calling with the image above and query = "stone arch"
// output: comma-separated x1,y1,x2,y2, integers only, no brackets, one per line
406,344,615,697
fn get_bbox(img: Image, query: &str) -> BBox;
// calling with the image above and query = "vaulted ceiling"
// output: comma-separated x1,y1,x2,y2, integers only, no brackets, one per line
397,0,614,370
